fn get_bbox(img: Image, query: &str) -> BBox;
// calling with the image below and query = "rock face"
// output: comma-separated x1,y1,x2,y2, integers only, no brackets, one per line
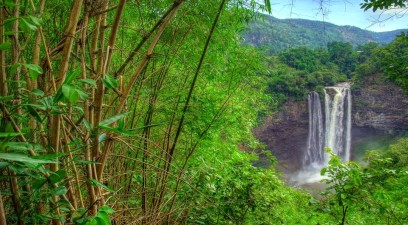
254,74,408,172
352,74,408,132
253,100,309,172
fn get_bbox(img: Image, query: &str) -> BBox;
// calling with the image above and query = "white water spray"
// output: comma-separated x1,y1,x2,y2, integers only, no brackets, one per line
293,83,351,184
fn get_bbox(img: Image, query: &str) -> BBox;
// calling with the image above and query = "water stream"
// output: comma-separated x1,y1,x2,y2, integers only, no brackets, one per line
292,83,351,184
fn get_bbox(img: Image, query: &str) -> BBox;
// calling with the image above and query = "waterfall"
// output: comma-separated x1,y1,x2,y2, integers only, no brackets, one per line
303,92,324,166
324,84,352,162
292,83,351,184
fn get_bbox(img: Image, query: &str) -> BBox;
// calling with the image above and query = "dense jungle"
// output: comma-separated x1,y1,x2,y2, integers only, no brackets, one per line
0,0,407,224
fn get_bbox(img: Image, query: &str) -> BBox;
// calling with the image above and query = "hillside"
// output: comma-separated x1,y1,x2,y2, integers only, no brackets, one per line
243,15,408,54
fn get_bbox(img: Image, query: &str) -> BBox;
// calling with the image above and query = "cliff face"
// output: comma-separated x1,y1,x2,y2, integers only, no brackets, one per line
254,74,408,172
352,74,408,132
253,100,309,172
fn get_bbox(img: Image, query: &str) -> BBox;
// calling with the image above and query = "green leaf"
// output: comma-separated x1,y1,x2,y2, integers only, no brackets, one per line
24,64,43,80
3,142,32,151
0,132,23,138
31,89,45,96
27,105,43,123
96,211,110,225
80,79,97,87
62,84,79,103
264,0,271,13
76,88,88,100
99,113,129,127
84,218,98,225
53,186,67,196
320,167,327,176
21,18,37,31
0,0,18,7
49,170,67,184
29,16,42,26
94,217,107,225
10,63,21,75
33,178,47,189
0,42,11,50
101,74,118,89
0,153,54,164
89,178,114,193
97,125,131,135
83,119,92,131
99,206,114,214
64,69,81,85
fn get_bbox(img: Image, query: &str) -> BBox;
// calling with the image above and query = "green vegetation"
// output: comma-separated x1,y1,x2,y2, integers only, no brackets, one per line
0,0,407,224
243,15,408,55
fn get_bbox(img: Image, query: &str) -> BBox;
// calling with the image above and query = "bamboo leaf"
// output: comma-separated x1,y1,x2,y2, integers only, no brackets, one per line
21,18,37,31
101,74,119,89
0,132,23,138
64,69,81,85
89,178,114,192
30,89,45,96
49,170,67,184
29,16,42,26
264,0,271,13
0,153,54,164
27,105,43,123
80,78,97,87
24,64,43,80
99,113,129,127
62,84,79,103
3,142,32,151
53,186,68,196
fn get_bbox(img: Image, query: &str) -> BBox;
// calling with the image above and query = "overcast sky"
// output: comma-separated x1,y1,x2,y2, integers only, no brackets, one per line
267,0,408,32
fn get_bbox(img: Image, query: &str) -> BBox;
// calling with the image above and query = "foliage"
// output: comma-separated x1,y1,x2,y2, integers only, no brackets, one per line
0,0,276,224
377,33,408,90
319,139,408,225
361,0,407,11
243,15,407,55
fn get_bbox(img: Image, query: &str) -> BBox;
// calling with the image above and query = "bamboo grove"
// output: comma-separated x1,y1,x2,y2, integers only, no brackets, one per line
0,0,272,224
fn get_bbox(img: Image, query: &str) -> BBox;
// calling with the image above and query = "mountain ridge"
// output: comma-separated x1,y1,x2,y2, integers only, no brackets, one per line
243,15,408,54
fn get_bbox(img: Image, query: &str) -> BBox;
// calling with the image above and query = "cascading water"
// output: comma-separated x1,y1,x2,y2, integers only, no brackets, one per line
324,84,352,162
292,83,351,184
303,92,324,166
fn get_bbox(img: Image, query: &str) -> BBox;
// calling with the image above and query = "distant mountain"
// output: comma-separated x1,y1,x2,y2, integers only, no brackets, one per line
243,16,408,54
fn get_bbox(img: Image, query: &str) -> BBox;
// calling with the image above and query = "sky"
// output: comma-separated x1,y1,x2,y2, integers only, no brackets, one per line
266,0,408,32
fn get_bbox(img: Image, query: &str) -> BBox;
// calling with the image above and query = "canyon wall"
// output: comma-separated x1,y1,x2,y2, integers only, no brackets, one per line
254,74,408,172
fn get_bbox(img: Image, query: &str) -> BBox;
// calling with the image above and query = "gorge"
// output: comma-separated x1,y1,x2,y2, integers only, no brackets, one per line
254,74,408,182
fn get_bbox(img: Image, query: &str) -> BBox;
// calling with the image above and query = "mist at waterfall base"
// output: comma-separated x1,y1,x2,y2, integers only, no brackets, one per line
290,83,352,185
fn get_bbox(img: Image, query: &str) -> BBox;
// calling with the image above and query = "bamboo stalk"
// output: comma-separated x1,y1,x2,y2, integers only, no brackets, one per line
157,0,227,219
0,7,6,97
0,191,6,225
95,0,184,186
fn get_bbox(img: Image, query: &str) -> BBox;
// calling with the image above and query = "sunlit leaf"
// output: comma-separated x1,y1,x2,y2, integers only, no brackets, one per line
0,153,54,164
